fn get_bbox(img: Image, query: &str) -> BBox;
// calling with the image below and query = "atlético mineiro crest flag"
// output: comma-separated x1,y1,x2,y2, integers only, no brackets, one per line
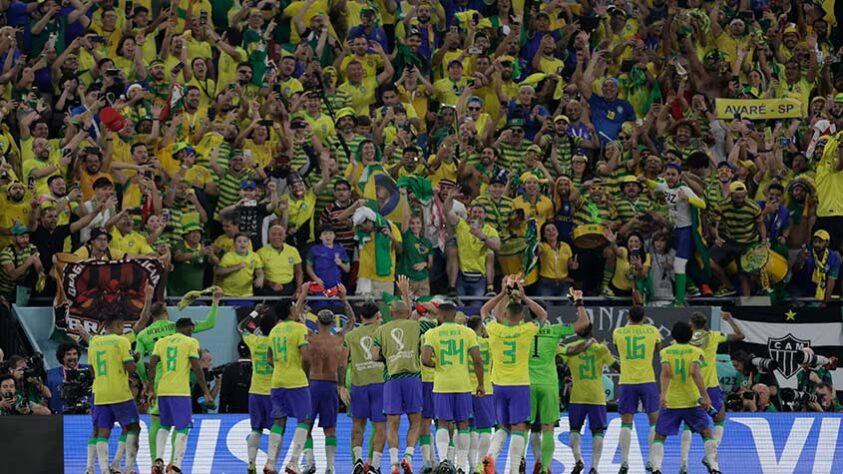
722,306,843,392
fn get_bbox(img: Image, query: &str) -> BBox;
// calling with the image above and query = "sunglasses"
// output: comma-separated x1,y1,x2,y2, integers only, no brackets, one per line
511,129,524,134
468,106,481,111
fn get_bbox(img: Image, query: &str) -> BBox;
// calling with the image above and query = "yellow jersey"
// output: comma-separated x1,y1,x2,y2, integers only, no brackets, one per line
268,321,310,389
469,336,494,395
660,344,705,409
90,334,135,405
612,324,662,384
152,333,200,397
454,218,499,274
563,340,615,405
694,330,729,388
110,229,154,255
423,322,479,393
486,320,539,386
218,250,263,296
243,333,273,395
257,244,301,285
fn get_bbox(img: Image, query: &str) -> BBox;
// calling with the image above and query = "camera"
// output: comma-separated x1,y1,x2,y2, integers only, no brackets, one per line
60,367,94,414
1,353,47,381
208,363,231,379
750,356,779,373
796,348,837,370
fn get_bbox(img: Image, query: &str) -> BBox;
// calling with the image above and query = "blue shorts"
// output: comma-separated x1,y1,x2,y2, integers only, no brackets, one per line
92,399,139,429
383,377,422,416
673,226,693,260
249,394,273,431
271,386,312,421
656,407,710,436
158,396,192,430
617,382,660,415
350,383,386,423
568,403,608,431
433,392,473,423
471,395,496,429
310,380,339,428
422,381,435,419
707,387,724,414
493,385,531,426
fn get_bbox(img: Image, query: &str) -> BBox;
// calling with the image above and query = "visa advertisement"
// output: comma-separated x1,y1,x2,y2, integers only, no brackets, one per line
63,413,842,473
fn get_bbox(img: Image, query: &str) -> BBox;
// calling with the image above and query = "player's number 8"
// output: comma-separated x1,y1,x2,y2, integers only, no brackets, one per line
166,347,178,371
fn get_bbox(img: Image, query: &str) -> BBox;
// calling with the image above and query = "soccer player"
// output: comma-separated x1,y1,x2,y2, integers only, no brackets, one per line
650,322,720,474
238,304,279,474
146,318,215,474
90,312,141,474
417,306,439,473
679,311,744,474
612,305,664,473
136,287,222,463
343,302,387,474
477,275,550,474
528,289,591,474
302,306,351,474
264,297,312,474
421,303,484,473
372,277,423,474
563,323,616,474
465,316,494,473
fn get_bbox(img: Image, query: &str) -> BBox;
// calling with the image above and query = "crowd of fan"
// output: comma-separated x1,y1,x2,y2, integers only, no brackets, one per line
0,0,838,308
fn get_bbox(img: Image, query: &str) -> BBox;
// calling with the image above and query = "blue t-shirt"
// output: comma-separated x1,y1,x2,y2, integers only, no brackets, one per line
792,248,842,295
306,244,349,289
758,200,790,241
588,94,636,142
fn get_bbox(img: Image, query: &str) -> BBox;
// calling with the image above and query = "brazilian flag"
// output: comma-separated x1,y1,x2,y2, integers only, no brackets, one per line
687,206,711,284
523,219,539,284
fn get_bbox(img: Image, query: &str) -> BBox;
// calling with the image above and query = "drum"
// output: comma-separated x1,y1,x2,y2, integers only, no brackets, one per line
572,224,607,249
740,243,788,287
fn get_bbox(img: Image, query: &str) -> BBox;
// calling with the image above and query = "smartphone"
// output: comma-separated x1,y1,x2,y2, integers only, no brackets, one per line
91,35,107,44
105,68,120,77
738,10,754,22
199,11,208,25
171,62,184,75
125,0,133,16
258,119,273,127
468,47,481,55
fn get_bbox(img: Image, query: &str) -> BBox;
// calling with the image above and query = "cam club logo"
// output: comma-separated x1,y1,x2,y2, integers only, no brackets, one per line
767,333,810,379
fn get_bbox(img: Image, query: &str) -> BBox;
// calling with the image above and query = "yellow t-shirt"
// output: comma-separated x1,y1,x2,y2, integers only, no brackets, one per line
340,53,384,81
268,321,310,389
0,197,31,248
454,218,499,274
695,330,729,388
538,241,573,279
304,113,336,142
485,320,539,386
613,323,662,385
660,343,705,409
110,229,154,255
469,336,493,395
73,245,126,261
563,340,614,405
427,156,458,187
90,334,134,405
286,190,318,243
433,77,472,106
243,333,273,395
611,247,651,291
358,220,402,282
152,333,200,397
513,195,554,234
218,250,263,296
339,77,378,117
22,155,61,197
423,322,479,393
257,244,302,285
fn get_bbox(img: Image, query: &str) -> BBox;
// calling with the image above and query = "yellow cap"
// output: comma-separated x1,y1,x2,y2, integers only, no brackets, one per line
554,115,570,123
572,154,589,162
526,144,542,154
335,107,356,122
814,229,831,241
729,181,747,193
783,25,799,37
520,172,540,183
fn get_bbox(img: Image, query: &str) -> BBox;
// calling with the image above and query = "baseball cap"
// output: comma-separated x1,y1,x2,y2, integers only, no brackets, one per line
11,223,29,235
526,144,542,154
90,227,112,241
729,181,747,193
553,115,570,123
814,229,831,241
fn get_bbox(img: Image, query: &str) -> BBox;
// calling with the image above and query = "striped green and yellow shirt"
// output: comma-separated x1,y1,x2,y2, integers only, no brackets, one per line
215,169,256,221
714,198,762,244
472,195,514,237
0,243,37,296
615,195,653,223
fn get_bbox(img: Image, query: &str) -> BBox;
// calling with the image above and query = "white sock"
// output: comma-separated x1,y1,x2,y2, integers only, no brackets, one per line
649,425,656,447
456,430,470,471
650,440,664,471
488,429,508,458
96,439,109,474
592,434,604,470
680,428,692,467
326,438,337,471
422,440,433,465
372,451,382,469
287,426,308,466
389,447,399,466
436,427,450,463
570,431,582,463
155,428,170,461
704,438,720,471
248,431,262,466
530,431,541,463
304,445,314,467
111,438,125,470
353,446,363,461
713,422,725,445
619,425,632,466
468,431,479,467
265,429,283,469
404,446,415,462
508,433,525,473
478,430,492,462
125,432,139,474
86,438,96,471
446,444,455,463
173,432,189,468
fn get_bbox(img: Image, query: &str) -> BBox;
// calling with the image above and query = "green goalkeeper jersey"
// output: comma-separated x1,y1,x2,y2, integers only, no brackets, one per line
528,322,575,386
135,304,218,382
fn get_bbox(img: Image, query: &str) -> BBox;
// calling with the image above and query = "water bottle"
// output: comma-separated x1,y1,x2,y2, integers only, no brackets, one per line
699,397,719,418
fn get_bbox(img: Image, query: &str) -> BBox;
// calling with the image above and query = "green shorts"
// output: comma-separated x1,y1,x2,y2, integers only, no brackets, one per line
530,384,560,425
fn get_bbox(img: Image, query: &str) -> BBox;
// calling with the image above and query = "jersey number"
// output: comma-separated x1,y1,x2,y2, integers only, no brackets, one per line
165,347,178,371
95,350,107,376
502,341,517,365
674,359,687,383
439,339,465,366
255,352,273,375
274,337,289,363
624,336,646,360
578,354,597,380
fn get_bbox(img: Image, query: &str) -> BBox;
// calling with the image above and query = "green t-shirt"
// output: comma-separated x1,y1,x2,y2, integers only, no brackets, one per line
169,240,207,296
135,305,218,381
374,318,421,379
528,322,575,386
397,231,432,281
344,323,386,386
